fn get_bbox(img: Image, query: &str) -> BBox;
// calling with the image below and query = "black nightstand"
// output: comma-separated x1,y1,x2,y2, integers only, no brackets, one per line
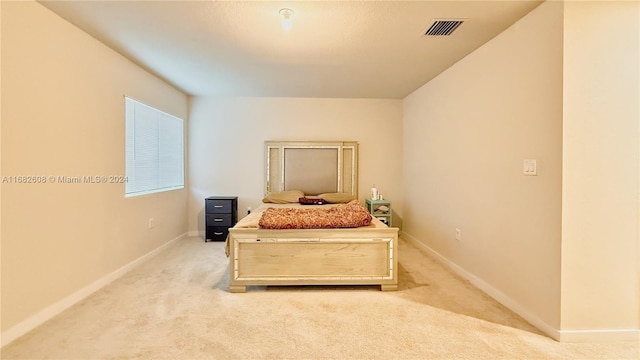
205,196,238,242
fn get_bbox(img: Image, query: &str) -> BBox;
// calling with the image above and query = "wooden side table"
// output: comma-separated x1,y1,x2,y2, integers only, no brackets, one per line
365,198,392,226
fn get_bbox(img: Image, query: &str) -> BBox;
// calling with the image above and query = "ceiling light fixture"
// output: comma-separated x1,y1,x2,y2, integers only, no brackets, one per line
279,8,294,30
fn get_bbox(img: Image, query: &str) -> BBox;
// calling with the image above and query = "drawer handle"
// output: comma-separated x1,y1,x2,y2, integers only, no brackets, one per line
214,218,224,222
213,205,224,208
214,232,224,235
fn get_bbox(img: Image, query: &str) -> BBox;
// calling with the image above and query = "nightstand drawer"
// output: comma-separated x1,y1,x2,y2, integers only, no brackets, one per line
206,227,229,241
205,200,232,213
206,214,233,227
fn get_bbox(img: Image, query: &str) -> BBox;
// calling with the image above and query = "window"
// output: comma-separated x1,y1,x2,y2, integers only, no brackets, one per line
125,97,184,197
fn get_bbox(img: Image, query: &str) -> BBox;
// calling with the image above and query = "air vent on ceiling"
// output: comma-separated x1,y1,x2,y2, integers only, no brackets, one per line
424,19,464,36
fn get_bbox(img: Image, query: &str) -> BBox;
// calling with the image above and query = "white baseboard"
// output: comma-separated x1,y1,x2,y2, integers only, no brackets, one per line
402,232,562,340
402,232,640,343
559,329,640,343
0,233,186,348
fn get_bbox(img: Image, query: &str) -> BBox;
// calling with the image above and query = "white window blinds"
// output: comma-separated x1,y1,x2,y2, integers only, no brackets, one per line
125,97,184,197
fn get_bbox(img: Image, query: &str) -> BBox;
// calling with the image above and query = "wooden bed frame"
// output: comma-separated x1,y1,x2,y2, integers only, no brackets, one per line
227,141,398,293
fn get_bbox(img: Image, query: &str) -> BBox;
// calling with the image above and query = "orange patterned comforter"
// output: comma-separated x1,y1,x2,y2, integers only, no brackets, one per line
258,200,372,229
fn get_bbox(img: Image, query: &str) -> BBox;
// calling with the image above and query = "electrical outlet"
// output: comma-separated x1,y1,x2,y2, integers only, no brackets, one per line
455,228,461,241
148,218,154,229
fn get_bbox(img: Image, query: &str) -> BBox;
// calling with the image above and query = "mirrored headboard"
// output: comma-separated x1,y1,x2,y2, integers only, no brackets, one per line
265,141,359,197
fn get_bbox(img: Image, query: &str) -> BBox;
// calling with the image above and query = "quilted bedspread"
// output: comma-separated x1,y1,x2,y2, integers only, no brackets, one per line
258,200,372,229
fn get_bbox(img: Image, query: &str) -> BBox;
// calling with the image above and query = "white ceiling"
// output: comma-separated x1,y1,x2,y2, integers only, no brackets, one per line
39,0,544,99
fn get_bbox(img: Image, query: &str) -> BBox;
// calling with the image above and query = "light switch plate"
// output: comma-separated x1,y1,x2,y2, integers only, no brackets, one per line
523,159,537,176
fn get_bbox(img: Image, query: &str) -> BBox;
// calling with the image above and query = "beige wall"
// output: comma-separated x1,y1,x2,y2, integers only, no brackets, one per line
403,0,640,340
403,0,563,332
1,1,188,333
188,97,403,234
561,0,639,335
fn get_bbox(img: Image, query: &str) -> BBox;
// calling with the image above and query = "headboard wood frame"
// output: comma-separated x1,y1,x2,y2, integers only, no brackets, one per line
265,141,359,197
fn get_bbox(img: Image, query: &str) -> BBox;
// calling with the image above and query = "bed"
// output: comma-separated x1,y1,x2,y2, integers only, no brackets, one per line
226,141,398,293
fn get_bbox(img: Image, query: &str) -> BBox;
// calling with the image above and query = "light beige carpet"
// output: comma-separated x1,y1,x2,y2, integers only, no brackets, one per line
2,236,638,359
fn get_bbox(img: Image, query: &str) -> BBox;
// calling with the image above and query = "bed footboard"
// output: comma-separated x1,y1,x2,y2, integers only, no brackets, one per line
228,228,398,292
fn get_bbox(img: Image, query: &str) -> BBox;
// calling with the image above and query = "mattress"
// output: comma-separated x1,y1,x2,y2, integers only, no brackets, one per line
224,202,388,257
234,202,388,229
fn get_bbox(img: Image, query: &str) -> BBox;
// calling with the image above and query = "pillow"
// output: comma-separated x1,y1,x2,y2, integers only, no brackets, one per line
317,192,356,204
299,196,327,205
262,190,305,203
